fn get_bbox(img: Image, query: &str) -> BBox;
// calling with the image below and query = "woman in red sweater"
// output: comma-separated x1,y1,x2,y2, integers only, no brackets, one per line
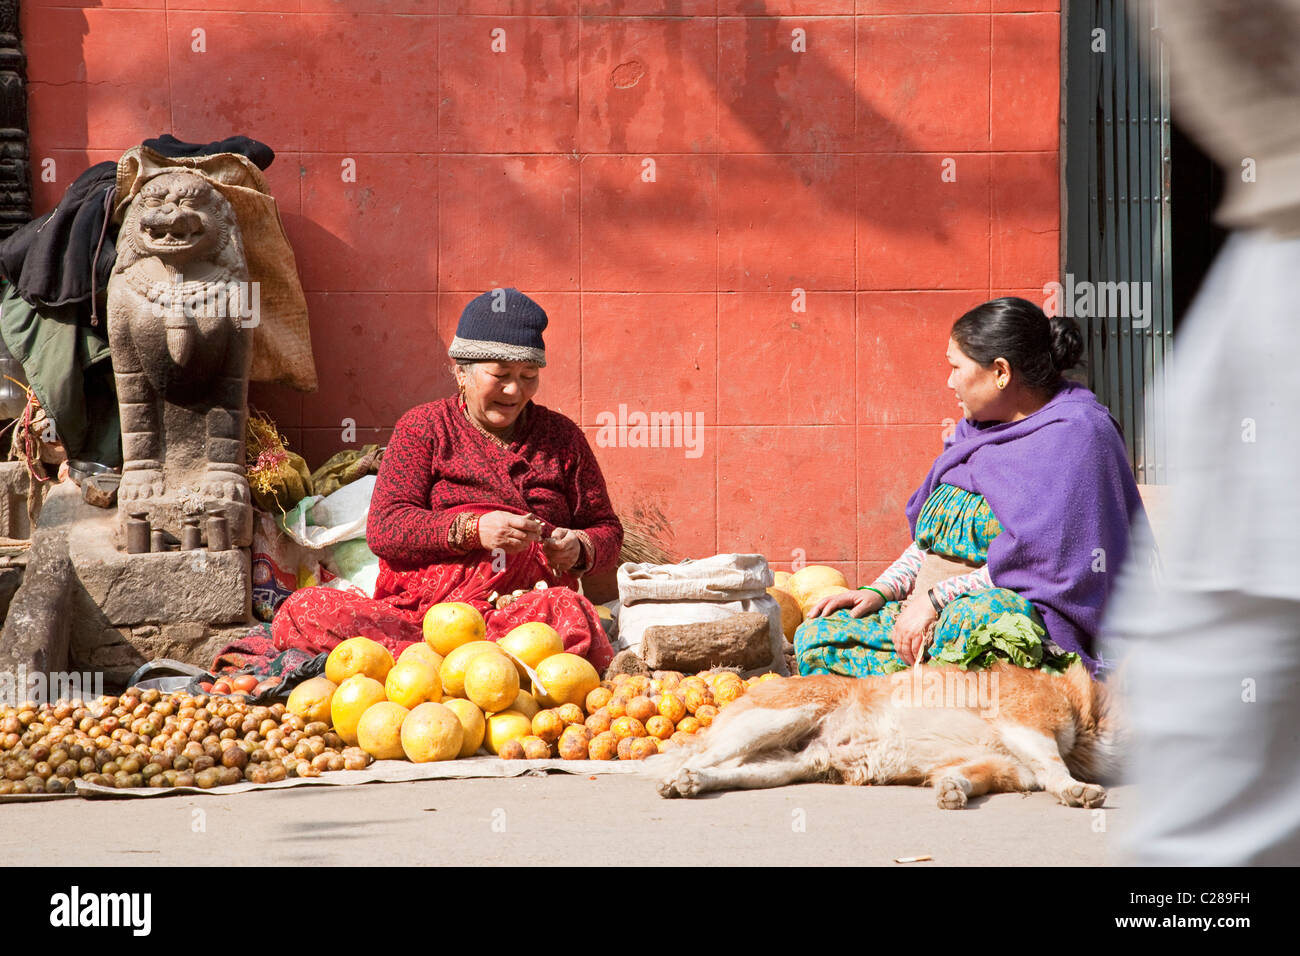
271,289,621,670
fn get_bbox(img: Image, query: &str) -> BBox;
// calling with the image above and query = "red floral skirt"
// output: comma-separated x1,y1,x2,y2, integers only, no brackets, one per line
270,543,614,672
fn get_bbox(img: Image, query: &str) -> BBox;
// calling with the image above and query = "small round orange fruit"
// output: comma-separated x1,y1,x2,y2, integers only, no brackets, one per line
626,696,656,723
499,739,526,760
677,716,702,735
557,727,590,760
645,715,675,740
695,703,720,726
531,709,566,744
628,738,658,760
683,685,712,714
556,703,585,726
616,737,635,761
605,696,628,719
520,735,552,760
658,693,686,723
588,731,619,760
611,716,646,740
584,709,613,736
585,687,613,713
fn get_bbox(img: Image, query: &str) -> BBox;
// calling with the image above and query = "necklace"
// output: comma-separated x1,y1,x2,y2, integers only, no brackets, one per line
461,398,525,449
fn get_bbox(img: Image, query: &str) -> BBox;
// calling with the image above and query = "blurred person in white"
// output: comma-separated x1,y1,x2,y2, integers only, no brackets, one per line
1101,0,1300,864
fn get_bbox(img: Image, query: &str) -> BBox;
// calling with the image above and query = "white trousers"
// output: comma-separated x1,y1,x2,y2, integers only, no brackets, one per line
1102,229,1300,865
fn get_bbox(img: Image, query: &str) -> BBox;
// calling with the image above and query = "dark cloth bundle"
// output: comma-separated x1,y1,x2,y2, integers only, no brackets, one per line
0,134,275,317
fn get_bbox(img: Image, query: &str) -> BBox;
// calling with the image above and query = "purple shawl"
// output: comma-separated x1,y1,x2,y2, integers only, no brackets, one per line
905,380,1147,670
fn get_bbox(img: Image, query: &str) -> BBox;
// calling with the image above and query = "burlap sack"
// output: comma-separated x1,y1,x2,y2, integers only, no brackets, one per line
113,146,317,391
615,554,789,675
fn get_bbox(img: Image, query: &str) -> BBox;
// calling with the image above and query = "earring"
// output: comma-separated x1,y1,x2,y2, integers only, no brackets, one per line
997,380,1006,390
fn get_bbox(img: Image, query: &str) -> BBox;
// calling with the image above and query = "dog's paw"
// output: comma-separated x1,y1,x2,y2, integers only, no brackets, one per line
1059,781,1107,809
670,768,703,799
935,777,968,810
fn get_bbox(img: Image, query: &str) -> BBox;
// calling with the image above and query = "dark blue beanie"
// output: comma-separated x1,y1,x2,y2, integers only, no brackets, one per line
447,288,547,366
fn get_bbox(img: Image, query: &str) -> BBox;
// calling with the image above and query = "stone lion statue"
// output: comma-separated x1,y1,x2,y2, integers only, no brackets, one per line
107,169,255,548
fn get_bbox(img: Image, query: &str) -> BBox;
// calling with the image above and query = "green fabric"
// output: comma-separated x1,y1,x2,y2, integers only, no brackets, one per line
0,280,121,465
795,483,1061,677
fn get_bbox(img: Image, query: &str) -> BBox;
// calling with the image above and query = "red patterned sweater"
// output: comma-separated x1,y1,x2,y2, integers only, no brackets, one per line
366,397,623,575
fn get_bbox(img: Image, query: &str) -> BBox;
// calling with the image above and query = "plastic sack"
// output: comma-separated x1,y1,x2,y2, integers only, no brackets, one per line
279,474,375,550
616,554,789,675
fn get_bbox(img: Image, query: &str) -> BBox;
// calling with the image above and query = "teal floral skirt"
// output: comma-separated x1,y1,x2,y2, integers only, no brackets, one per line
794,483,1046,677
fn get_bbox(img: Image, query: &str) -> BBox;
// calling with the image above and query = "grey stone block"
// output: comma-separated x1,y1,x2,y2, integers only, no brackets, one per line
69,504,250,626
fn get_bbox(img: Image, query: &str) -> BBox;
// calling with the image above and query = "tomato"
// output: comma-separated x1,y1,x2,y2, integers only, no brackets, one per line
212,681,233,696
199,682,214,692
231,675,259,693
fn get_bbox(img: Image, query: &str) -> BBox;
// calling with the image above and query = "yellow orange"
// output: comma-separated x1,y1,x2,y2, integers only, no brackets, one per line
422,602,486,656
533,653,600,709
330,675,388,746
325,637,395,685
286,676,336,724
442,698,486,758
356,701,409,760
496,622,564,680
401,702,464,763
509,690,541,720
799,584,853,615
773,570,793,589
440,641,506,699
484,709,533,755
767,587,804,640
464,652,521,714
398,642,444,672
787,565,849,604
384,658,442,710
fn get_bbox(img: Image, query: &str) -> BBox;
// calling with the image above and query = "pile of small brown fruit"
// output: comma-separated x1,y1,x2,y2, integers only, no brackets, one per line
0,688,373,794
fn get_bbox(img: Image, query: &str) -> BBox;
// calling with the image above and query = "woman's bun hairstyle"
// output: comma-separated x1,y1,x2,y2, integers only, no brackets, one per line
951,296,1081,391
1048,314,1084,373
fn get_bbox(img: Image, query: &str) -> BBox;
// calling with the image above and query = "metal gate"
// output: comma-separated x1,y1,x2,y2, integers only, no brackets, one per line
1063,0,1173,485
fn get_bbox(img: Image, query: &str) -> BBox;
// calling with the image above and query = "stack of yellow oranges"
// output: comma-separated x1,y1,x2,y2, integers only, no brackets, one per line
292,602,783,765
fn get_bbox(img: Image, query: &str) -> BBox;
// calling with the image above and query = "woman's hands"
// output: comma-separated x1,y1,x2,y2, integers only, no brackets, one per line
477,511,544,553
475,512,584,574
809,589,886,620
542,527,583,574
894,595,940,667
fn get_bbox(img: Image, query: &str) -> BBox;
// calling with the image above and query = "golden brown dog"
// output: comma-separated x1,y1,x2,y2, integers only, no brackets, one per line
650,662,1122,808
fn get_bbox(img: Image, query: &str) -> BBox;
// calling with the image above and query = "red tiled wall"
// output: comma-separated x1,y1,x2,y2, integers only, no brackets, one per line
25,1,1060,584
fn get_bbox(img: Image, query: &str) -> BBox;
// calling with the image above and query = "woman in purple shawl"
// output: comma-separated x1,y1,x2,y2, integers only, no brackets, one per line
796,297,1147,676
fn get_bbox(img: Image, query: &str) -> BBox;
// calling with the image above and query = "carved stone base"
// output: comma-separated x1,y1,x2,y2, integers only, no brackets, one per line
0,482,256,692
113,498,252,554
71,502,251,624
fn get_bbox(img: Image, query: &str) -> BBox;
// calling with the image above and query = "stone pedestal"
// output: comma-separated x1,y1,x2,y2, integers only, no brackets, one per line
0,481,255,690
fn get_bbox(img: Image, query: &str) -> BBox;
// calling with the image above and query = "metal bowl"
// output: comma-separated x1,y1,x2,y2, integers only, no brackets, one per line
66,459,119,487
